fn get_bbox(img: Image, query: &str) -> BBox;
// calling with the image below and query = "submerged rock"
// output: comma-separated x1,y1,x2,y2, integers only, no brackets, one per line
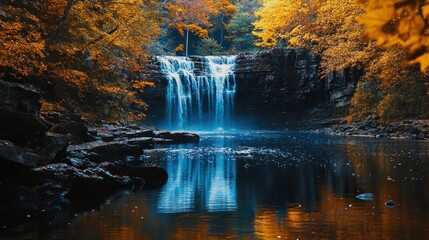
385,200,394,208
356,193,374,200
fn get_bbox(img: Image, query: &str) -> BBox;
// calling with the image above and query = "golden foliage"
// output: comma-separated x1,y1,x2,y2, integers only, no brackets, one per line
0,3,46,78
0,0,161,121
254,0,429,120
165,0,214,37
359,0,429,71
253,0,373,75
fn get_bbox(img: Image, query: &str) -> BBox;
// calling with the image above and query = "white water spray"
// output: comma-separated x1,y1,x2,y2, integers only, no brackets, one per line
157,55,237,130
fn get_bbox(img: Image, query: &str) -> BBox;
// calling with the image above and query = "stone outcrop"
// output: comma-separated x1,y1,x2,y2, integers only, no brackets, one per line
234,49,361,128
322,116,429,140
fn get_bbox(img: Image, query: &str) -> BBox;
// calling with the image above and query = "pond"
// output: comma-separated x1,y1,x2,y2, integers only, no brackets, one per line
3,131,429,239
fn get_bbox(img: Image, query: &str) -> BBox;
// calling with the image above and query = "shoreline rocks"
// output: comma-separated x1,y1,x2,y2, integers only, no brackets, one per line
319,116,429,140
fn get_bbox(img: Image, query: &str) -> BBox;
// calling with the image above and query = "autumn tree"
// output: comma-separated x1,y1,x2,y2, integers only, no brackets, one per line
0,1,46,80
358,0,429,71
351,47,429,120
165,0,215,56
0,0,161,121
253,0,429,120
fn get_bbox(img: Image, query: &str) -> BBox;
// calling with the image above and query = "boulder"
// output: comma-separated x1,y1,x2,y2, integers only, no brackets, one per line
33,163,132,200
0,80,41,115
0,110,53,139
0,80,53,138
67,137,154,161
51,120,94,144
19,132,71,162
0,140,50,168
154,131,199,144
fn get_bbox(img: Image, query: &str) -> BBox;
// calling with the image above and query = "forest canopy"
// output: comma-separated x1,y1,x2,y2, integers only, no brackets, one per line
1,0,428,121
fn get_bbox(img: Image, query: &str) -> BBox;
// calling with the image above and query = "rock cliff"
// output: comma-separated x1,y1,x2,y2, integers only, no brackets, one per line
234,48,361,128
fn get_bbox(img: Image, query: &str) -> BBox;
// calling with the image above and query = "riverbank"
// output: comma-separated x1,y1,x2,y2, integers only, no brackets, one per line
315,116,429,140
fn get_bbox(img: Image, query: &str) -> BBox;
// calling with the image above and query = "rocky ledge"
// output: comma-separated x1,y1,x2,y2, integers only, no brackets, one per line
0,79,199,224
319,116,429,140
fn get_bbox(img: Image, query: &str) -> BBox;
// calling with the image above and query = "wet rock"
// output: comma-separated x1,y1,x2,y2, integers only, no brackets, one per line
89,124,155,142
68,138,153,161
62,157,96,169
153,138,174,144
356,193,374,200
323,118,429,140
33,163,132,200
385,200,394,208
154,131,199,144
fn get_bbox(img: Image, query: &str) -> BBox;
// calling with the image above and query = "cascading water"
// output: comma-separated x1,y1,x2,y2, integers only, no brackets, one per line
157,55,237,130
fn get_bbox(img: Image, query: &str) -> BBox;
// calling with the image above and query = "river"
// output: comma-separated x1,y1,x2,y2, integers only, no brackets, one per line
3,131,429,239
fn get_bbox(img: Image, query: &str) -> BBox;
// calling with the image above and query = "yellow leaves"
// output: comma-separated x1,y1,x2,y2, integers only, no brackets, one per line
133,80,155,90
253,0,319,48
176,44,185,52
165,0,214,38
0,3,46,78
188,24,209,37
359,0,429,71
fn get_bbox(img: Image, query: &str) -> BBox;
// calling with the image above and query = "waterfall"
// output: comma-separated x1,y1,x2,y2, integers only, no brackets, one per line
157,55,237,130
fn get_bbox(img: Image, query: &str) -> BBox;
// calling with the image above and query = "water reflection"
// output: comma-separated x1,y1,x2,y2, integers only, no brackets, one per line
158,137,237,213
3,132,429,240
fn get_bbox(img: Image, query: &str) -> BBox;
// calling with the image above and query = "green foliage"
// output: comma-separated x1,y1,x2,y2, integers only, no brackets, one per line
227,0,260,52
195,38,224,55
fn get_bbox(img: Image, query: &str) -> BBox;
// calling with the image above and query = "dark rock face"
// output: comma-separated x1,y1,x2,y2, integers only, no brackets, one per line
0,80,41,115
145,49,361,129
234,49,361,128
0,80,52,138
0,140,51,168
19,132,71,162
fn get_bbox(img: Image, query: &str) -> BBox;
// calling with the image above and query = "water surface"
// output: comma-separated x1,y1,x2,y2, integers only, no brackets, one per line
4,132,429,239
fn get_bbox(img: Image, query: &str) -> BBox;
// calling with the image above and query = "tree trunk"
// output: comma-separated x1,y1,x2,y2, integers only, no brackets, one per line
220,14,224,47
186,28,189,57
54,0,75,40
